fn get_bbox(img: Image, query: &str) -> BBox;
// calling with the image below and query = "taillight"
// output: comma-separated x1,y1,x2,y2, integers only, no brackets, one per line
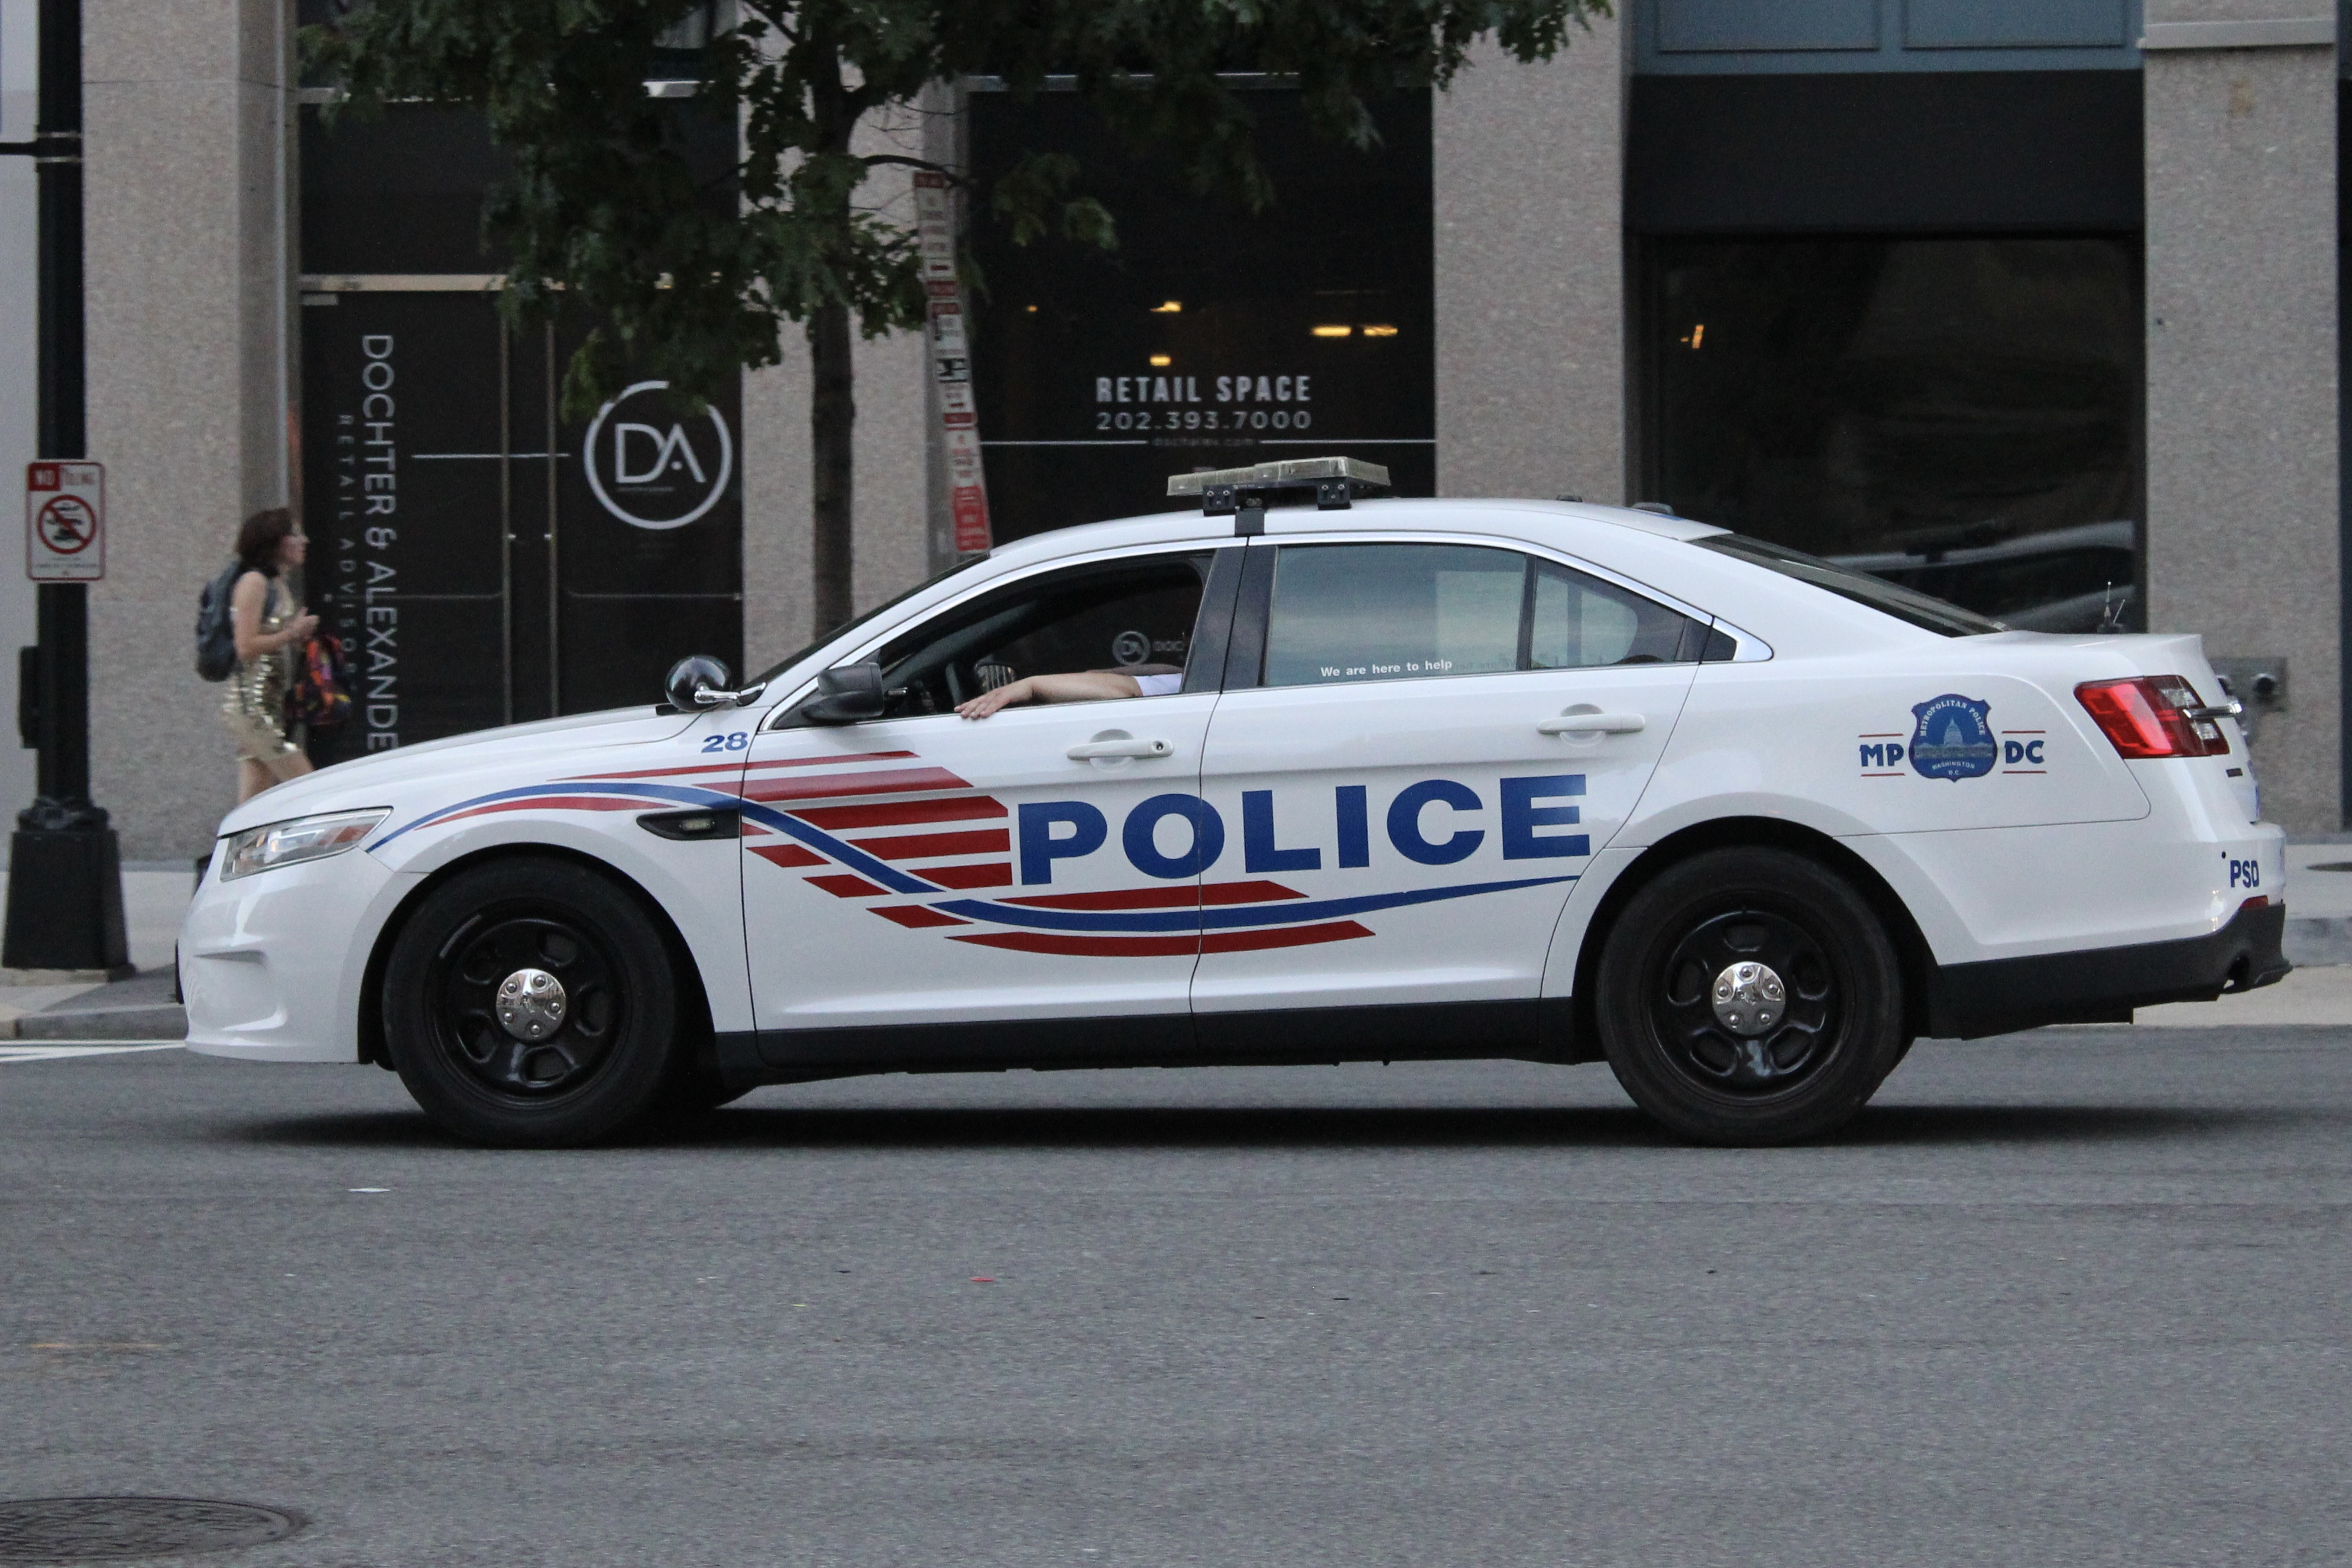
2075,675,2232,758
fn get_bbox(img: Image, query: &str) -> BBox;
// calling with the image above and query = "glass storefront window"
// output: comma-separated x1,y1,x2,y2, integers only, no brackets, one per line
1643,237,2144,631
967,87,1435,540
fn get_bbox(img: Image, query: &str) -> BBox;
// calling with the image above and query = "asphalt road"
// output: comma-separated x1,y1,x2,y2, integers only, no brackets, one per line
2,1032,2348,1568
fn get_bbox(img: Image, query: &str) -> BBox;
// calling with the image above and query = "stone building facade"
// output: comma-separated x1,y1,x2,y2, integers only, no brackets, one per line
0,0,2342,854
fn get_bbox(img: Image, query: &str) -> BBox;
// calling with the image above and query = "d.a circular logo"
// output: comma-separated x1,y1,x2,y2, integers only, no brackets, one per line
584,380,734,530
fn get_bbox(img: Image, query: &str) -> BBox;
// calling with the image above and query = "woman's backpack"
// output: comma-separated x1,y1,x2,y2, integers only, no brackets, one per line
285,630,352,730
193,562,242,681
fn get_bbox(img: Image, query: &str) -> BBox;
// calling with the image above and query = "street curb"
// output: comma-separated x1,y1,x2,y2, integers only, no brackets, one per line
12,1005,187,1041
2286,918,2352,967
0,966,138,985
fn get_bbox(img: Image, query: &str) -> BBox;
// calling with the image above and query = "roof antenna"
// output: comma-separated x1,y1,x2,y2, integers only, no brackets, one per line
2097,581,2127,633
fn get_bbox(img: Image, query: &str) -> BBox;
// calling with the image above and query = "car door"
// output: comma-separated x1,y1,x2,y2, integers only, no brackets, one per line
738,542,1242,1069
1191,536,1703,1044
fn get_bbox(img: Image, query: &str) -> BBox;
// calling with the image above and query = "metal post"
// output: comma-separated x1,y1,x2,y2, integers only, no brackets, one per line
2,0,128,974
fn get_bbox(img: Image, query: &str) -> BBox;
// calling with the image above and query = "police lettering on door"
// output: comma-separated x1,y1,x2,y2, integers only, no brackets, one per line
1019,774,1589,885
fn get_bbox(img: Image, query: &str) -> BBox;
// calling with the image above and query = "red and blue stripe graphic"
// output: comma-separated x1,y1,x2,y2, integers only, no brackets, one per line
370,749,1575,957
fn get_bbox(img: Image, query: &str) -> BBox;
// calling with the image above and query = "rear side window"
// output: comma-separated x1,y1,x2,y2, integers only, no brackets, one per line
1530,560,1690,669
1691,532,2006,637
1261,543,1700,689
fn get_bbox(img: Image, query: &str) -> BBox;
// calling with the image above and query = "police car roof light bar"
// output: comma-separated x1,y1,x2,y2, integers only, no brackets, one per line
1168,456,1391,530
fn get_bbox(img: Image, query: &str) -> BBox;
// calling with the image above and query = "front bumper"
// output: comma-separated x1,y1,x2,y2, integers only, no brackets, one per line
181,845,403,1063
1923,900,2289,1039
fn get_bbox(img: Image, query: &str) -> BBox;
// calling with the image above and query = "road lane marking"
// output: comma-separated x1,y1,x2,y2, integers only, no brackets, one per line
0,1044,185,1063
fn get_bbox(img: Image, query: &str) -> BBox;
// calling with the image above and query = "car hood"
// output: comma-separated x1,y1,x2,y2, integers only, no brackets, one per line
214,707,701,837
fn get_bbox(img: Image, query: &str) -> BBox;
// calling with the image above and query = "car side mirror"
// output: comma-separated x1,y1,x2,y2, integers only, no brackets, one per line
798,660,889,725
664,655,766,712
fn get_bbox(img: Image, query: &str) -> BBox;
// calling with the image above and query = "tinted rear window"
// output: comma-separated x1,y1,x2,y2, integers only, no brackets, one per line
1691,533,2006,637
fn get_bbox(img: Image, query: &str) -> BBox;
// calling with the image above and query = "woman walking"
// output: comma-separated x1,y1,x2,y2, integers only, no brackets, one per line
221,507,319,802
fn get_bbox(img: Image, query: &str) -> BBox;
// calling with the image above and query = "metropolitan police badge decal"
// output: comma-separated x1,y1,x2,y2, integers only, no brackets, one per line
1908,694,1997,781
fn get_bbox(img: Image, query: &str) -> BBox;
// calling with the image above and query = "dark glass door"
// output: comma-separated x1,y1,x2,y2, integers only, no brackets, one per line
300,291,741,762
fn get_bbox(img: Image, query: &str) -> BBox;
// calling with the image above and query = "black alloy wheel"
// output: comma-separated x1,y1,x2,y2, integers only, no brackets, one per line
434,913,620,1097
1595,847,1904,1145
383,857,688,1147
1655,908,1836,1092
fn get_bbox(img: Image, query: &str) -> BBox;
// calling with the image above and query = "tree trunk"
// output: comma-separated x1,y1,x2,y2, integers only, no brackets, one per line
808,302,855,636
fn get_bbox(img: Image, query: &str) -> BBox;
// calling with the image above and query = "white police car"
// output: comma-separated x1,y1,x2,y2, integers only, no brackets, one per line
183,458,2287,1147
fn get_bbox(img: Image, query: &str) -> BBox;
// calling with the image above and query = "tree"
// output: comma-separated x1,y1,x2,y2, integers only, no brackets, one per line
305,1,1606,635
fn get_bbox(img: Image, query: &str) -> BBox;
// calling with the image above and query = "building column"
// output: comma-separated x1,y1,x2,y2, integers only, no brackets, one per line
2144,6,2340,830
740,102,934,670
741,327,929,671
1431,14,1625,505
82,0,294,857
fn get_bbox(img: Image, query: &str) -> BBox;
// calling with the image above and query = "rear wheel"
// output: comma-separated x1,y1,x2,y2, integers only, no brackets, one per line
1595,847,1903,1145
383,857,683,1147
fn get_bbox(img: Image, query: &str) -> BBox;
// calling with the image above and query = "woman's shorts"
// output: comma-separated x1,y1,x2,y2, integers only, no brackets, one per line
223,709,306,777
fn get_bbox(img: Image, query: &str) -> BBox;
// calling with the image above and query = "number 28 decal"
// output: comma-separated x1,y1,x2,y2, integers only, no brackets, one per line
700,732,750,753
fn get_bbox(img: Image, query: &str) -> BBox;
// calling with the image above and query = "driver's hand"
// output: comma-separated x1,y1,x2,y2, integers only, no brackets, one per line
956,682,1021,720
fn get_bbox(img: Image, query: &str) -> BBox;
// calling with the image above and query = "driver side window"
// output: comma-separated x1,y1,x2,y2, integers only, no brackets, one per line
854,550,1215,721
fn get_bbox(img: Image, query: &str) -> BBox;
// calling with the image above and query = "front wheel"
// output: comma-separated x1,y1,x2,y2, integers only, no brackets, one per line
1595,847,1903,1146
383,857,685,1147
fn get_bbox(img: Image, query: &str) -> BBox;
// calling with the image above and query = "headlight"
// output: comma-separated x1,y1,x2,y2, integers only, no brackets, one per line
219,808,391,880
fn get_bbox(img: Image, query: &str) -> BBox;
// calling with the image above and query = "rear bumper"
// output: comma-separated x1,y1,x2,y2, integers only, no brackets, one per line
1924,900,2289,1039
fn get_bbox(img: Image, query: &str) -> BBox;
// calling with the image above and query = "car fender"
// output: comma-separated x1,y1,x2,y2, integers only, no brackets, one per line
370,811,753,1035
1537,813,1977,1000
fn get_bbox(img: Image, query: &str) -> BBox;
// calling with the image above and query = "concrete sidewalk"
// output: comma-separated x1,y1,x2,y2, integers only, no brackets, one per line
2134,963,2352,1026
2287,842,2352,963
4,968,186,1040
0,866,195,1039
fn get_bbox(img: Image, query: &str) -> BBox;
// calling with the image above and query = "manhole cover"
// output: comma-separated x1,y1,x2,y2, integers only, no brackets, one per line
0,1498,301,1561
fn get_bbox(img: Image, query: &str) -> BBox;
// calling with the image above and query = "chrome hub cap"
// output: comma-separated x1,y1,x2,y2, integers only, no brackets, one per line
1710,960,1786,1038
495,967,568,1041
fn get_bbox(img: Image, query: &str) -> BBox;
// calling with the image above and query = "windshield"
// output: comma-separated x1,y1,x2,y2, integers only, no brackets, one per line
1690,533,2007,637
749,553,996,689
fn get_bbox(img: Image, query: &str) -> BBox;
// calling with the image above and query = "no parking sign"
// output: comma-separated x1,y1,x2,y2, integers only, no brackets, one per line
25,461,103,581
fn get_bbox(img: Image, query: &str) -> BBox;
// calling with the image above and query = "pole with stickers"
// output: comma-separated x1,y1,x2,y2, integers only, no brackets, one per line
913,171,993,556
2,0,129,977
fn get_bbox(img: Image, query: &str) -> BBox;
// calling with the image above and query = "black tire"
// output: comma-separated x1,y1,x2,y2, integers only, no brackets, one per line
383,856,685,1147
1595,847,1903,1146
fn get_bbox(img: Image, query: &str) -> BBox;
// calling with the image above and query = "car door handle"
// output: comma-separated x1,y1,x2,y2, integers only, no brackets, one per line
1538,713,1645,735
1067,738,1174,760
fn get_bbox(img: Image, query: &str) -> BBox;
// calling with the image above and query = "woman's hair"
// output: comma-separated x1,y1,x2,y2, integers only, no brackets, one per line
234,507,298,575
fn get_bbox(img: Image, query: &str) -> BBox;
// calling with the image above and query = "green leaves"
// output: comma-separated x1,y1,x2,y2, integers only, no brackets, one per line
301,0,1608,419
991,153,1116,249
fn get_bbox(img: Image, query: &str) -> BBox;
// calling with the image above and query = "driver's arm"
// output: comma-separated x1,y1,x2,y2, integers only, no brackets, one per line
957,670,1142,720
